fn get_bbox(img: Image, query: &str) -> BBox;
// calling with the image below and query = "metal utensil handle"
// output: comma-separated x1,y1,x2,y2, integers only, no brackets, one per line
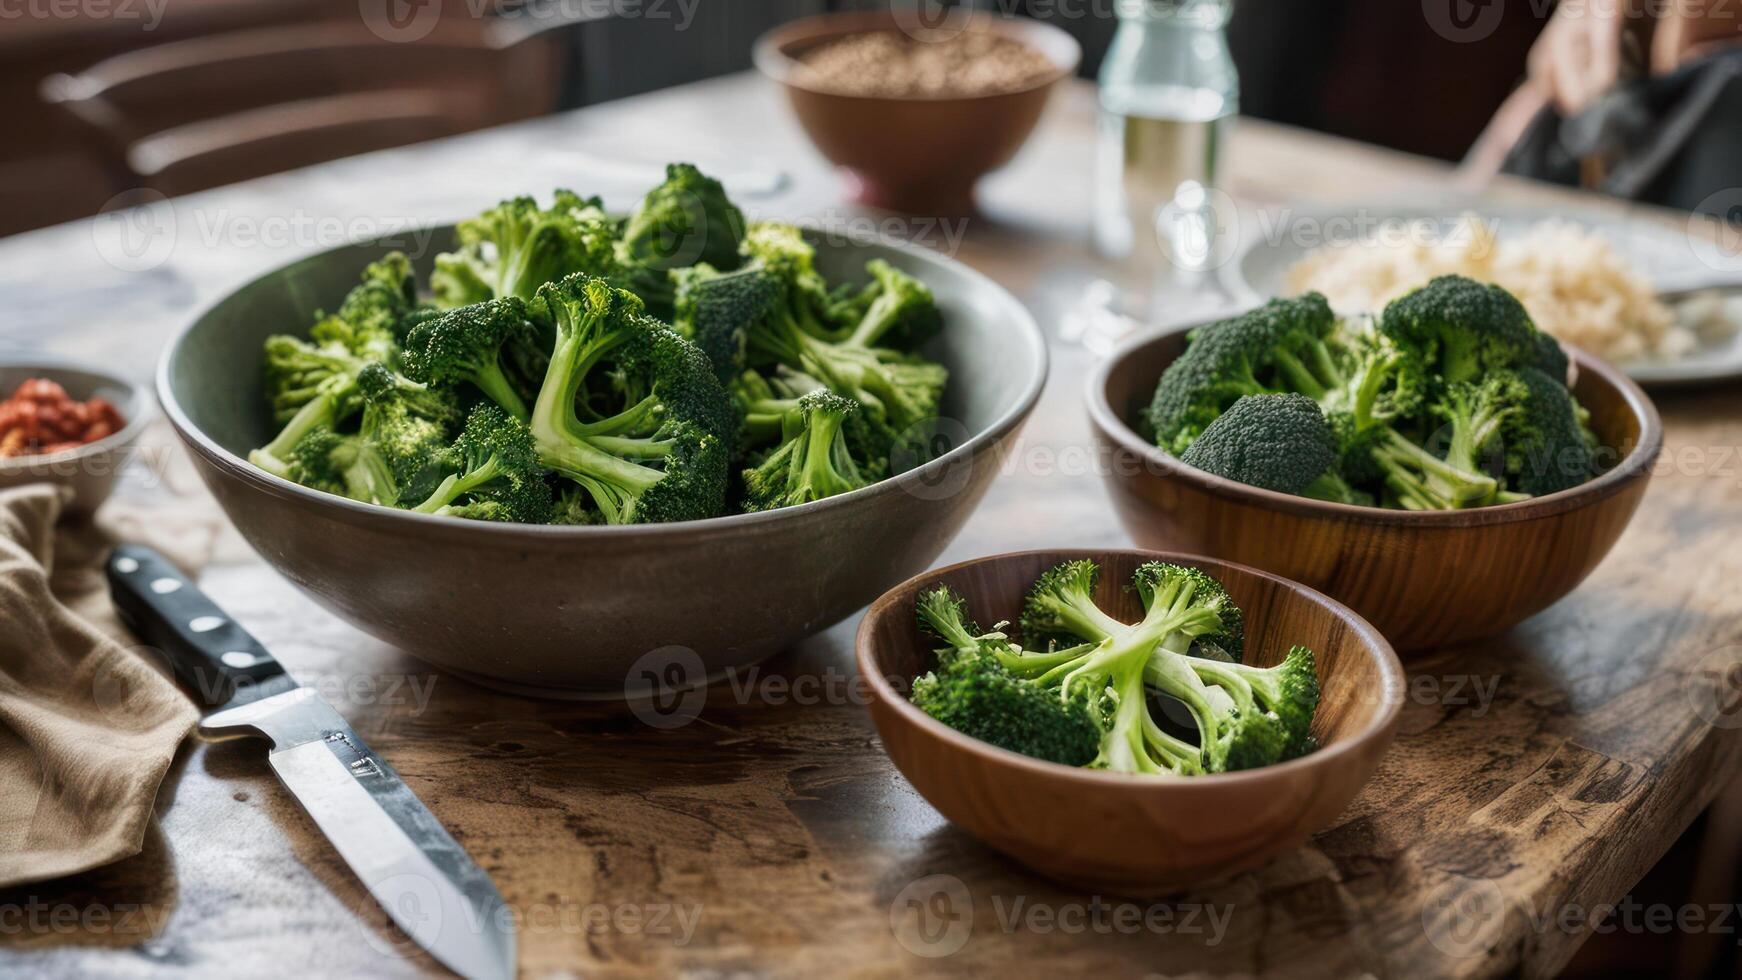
106,544,286,708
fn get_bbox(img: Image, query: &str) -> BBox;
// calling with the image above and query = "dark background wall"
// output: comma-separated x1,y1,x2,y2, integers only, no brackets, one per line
4,0,1549,237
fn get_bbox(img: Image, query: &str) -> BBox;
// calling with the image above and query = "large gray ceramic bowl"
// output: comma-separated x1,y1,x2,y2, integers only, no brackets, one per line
159,228,1046,697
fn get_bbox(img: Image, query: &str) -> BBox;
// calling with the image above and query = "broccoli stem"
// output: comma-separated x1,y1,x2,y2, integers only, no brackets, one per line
792,408,857,499
252,392,339,478
413,455,505,514
1271,340,1341,401
1374,428,1497,507
472,367,528,422
575,394,661,437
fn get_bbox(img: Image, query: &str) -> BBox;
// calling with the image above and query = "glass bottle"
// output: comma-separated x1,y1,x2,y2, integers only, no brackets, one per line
1093,0,1238,276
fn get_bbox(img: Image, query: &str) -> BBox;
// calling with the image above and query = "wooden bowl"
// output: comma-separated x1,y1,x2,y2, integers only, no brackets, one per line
856,549,1404,896
753,11,1079,215
1086,325,1663,652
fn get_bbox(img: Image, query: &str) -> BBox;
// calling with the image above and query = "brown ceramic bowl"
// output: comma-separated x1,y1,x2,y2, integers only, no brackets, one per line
0,359,152,513
857,548,1404,895
1087,325,1663,652
158,227,1046,697
754,11,1079,214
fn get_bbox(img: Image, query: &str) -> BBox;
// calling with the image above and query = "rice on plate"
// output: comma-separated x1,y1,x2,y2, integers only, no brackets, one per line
1285,215,1704,365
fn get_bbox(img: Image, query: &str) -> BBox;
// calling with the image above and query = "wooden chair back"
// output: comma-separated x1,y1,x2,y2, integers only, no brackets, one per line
40,20,565,197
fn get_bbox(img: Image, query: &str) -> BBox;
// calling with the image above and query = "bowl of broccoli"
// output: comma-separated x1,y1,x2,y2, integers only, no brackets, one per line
1086,277,1662,651
856,549,1404,895
158,166,1046,696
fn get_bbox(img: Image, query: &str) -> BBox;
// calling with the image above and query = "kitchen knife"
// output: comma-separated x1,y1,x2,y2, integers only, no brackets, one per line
106,544,515,980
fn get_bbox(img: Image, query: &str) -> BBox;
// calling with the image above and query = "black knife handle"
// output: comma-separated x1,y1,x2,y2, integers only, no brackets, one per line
106,544,287,708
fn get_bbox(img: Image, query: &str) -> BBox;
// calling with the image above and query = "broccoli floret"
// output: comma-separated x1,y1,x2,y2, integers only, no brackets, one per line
1379,275,1538,384
741,390,873,511
1315,334,1500,510
1501,367,1598,496
263,335,364,424
738,222,843,338
672,263,781,383
729,369,801,446
286,426,362,499
1179,393,1340,496
845,258,942,349
1144,294,1335,453
1175,645,1321,761
250,368,369,479
401,297,540,420
615,164,745,315
1533,330,1571,384
308,253,416,361
433,190,619,306
346,363,455,505
736,266,946,438
1426,372,1530,502
528,273,731,524
910,586,1102,767
413,405,550,521
1015,560,1281,775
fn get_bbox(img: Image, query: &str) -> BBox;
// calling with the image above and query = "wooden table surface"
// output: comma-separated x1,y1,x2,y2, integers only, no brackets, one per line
1,73,1739,979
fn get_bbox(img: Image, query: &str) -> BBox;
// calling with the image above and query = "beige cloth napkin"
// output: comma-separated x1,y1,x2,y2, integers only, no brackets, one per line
0,481,209,887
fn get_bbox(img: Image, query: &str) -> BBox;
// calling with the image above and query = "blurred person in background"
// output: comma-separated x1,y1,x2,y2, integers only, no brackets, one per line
1469,0,1742,216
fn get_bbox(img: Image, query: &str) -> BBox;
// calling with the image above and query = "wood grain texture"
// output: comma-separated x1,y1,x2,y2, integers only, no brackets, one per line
0,73,1737,979
856,549,1403,895
1087,330,1664,651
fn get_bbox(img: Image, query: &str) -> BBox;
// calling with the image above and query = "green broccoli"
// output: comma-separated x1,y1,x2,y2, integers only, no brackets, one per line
741,269,947,437
263,335,364,424
401,297,540,420
413,405,550,521
528,273,731,524
307,253,416,361
339,363,455,505
1016,560,1280,775
286,426,362,499
1379,275,1538,384
1501,367,1597,496
1143,294,1335,454
844,258,942,350
911,586,1102,767
615,164,745,315
1533,330,1571,383
1178,393,1366,504
671,262,781,383
741,390,873,511
1171,645,1320,761
250,368,369,479
738,222,843,340
433,190,619,306
1425,372,1531,505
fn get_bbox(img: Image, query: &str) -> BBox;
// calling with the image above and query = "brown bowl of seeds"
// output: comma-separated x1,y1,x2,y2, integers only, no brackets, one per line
755,10,1080,215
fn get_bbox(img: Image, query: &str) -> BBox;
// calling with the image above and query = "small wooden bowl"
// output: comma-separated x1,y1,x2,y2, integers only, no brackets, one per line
753,11,1080,215
1087,326,1663,651
856,549,1404,896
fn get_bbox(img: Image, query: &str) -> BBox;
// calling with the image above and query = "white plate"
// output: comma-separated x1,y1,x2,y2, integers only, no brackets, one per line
1221,202,1742,388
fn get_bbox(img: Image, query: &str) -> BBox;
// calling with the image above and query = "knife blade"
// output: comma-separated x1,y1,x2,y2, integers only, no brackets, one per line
106,545,515,980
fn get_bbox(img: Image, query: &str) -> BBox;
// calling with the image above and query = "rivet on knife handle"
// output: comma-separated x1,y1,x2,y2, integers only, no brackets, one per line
106,544,287,708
